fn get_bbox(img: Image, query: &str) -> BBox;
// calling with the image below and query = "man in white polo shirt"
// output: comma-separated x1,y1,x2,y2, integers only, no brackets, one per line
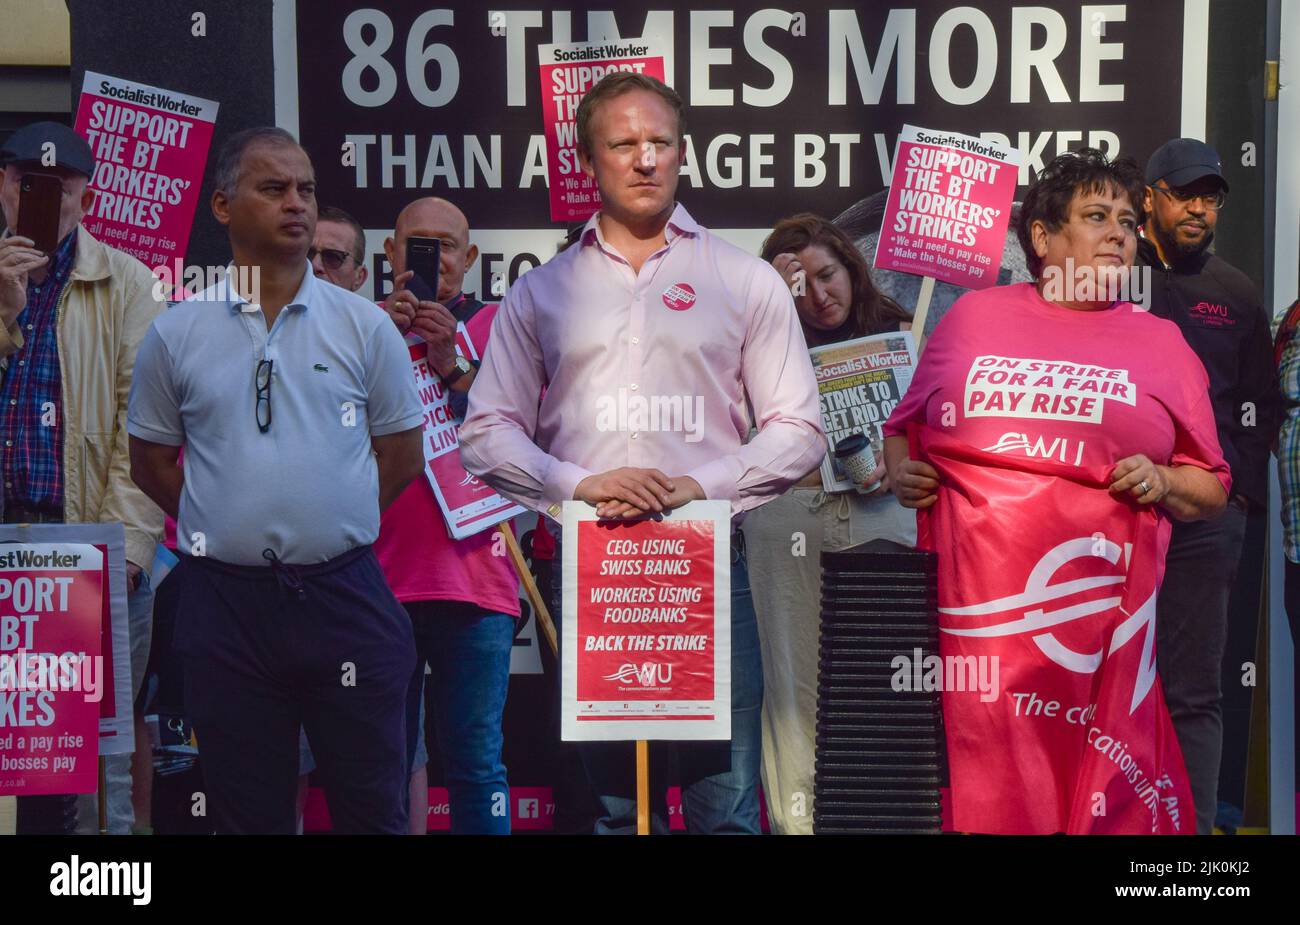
460,74,824,834
126,127,425,834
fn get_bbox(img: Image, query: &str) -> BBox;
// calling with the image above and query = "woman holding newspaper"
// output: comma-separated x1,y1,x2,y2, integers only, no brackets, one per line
742,213,917,835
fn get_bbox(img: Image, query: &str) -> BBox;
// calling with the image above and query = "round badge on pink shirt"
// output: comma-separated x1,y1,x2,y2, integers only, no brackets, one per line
662,283,696,311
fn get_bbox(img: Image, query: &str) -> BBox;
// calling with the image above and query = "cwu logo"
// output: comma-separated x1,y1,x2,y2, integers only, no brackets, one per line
603,662,672,687
457,471,491,493
983,432,1085,466
938,536,1158,715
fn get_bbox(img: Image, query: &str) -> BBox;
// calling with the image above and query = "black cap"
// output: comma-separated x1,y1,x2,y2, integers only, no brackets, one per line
0,121,95,179
1145,138,1228,192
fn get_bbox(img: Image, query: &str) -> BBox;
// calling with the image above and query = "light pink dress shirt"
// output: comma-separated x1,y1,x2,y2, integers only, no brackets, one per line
459,203,825,520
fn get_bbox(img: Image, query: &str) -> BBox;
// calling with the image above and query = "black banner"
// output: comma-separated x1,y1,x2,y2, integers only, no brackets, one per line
287,1,1188,234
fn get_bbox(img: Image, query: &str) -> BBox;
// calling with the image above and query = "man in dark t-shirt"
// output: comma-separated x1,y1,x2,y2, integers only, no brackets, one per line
1136,138,1277,835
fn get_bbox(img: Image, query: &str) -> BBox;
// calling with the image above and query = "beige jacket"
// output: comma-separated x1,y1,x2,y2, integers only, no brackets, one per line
0,227,165,568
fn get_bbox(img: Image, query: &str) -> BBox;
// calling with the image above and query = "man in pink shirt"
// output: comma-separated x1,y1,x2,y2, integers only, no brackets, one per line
375,196,520,834
459,73,824,834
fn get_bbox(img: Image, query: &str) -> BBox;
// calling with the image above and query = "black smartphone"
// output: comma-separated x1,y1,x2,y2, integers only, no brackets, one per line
405,236,440,303
16,172,63,256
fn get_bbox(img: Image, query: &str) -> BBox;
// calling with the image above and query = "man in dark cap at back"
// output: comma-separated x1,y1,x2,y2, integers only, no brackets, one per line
1137,137,1276,835
0,121,165,833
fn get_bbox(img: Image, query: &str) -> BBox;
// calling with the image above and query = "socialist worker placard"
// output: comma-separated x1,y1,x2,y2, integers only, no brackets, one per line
561,501,730,741
74,71,219,272
0,541,105,796
537,37,668,223
875,125,1021,290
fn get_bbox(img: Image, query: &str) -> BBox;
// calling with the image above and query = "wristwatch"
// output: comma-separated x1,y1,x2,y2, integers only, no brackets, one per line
441,355,474,385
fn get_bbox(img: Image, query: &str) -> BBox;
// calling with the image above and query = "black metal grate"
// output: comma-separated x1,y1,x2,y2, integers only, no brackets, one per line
813,539,947,835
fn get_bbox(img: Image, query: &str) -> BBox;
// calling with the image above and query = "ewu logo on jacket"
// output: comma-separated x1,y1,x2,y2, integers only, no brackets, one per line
914,425,1193,835
1187,301,1236,328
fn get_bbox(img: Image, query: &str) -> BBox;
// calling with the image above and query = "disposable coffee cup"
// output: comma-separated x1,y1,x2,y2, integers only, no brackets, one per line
835,433,877,486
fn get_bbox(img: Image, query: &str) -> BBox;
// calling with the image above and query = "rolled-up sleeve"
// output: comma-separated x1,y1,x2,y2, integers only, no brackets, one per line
126,323,184,446
685,262,825,515
364,318,424,436
460,278,591,517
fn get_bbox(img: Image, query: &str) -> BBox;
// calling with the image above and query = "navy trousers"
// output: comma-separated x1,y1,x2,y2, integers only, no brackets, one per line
176,545,415,834
1155,502,1248,835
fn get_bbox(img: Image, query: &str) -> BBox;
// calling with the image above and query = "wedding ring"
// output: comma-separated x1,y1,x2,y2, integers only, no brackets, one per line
1139,479,1151,495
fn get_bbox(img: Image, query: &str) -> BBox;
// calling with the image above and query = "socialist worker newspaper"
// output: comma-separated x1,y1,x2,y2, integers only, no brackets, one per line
810,332,918,492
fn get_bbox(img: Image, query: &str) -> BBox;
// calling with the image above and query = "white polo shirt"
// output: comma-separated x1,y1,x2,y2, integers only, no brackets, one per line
127,263,423,565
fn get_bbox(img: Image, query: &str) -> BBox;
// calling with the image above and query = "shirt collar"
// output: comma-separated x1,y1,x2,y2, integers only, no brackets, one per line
663,203,702,239
581,202,701,251
219,259,314,313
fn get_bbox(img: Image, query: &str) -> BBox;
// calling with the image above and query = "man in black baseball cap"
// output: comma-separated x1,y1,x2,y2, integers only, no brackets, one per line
0,120,97,179
1143,138,1228,265
0,122,98,276
1,120,164,836
1137,137,1276,835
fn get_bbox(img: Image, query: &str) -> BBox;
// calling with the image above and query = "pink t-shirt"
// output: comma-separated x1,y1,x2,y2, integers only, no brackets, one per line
373,304,521,615
884,283,1231,493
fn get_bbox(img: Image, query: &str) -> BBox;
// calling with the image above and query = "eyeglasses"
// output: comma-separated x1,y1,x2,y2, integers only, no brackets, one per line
255,359,273,433
308,246,355,270
1152,184,1226,211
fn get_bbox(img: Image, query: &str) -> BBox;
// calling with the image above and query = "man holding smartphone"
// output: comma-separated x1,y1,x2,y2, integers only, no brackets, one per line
370,196,521,834
0,121,165,834
381,198,482,407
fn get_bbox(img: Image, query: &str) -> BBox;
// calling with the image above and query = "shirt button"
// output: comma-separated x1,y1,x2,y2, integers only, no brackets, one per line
8,399,14,405
631,432,639,440
4,440,11,447
26,324,33,331
17,360,24,366
630,384,638,391
631,337,640,345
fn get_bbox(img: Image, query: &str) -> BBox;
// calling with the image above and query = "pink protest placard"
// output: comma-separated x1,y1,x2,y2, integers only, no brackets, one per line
875,126,1021,291
74,71,219,271
538,38,668,223
407,327,524,539
0,542,105,796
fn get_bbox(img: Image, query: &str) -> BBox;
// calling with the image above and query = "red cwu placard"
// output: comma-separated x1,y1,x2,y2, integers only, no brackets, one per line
562,501,730,741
